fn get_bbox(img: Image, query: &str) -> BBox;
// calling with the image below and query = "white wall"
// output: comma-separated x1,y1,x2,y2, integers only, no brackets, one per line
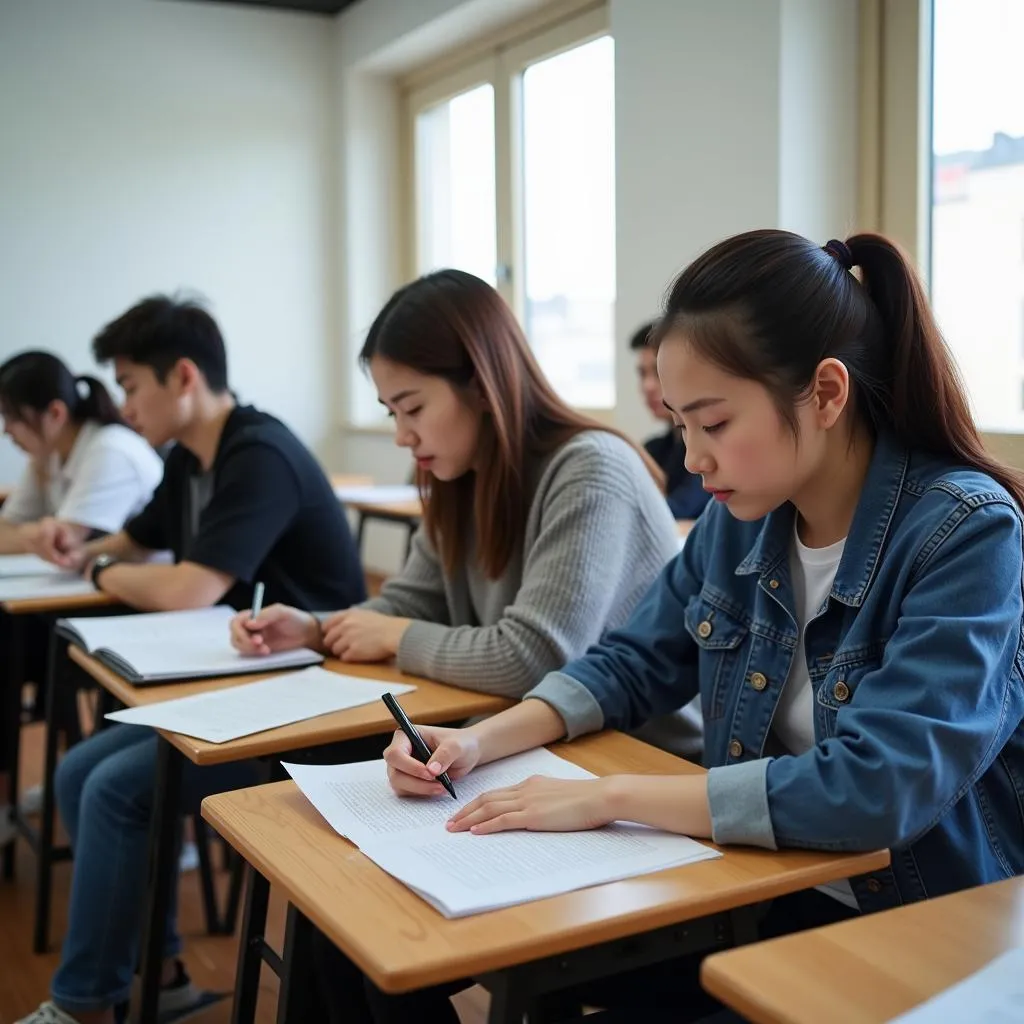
0,0,336,483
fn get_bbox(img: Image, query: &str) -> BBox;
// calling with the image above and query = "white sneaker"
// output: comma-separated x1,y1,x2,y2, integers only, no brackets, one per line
16,1002,83,1024
0,804,16,846
19,783,44,816
178,840,199,873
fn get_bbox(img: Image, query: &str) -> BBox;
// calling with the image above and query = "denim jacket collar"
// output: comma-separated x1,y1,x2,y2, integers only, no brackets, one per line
735,431,910,607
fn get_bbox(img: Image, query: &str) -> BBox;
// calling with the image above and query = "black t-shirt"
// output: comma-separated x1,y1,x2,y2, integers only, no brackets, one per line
125,405,365,612
644,428,711,520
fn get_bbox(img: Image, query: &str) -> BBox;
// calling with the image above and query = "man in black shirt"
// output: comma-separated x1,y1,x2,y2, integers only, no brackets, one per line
630,320,710,521
17,297,365,1024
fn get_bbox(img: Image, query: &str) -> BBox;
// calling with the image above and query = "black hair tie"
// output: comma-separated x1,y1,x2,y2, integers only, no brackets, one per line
823,238,854,271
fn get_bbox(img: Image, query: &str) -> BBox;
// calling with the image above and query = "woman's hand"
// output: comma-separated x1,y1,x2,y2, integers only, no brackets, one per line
447,776,616,834
229,604,321,656
384,725,482,797
321,609,410,663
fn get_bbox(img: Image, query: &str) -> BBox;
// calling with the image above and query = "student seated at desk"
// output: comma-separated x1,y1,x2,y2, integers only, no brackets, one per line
317,231,1024,1023
230,269,701,758
0,351,163,847
0,350,162,556
630,320,711,521
17,296,364,1024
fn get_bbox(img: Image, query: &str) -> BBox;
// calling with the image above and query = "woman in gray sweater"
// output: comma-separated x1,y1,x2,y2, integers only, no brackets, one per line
231,269,699,756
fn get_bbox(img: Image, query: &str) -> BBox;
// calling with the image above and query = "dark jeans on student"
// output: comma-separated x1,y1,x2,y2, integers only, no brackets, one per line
48,724,261,1014
310,888,857,1024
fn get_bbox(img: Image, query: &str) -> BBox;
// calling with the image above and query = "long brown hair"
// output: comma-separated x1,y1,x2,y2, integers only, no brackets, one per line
652,229,1024,510
361,270,663,578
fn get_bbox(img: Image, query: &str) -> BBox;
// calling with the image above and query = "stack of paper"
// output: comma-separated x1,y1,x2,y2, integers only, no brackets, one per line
58,606,323,683
106,666,415,742
0,574,96,601
888,949,1024,1022
334,484,420,505
0,554,66,578
285,747,720,918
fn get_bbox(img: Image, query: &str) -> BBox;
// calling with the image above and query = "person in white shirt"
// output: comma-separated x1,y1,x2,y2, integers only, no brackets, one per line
0,351,163,558
0,350,163,848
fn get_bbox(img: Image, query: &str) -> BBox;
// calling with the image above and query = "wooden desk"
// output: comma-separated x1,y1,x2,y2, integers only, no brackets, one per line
204,733,888,1022
69,649,510,765
341,492,423,564
329,473,373,490
71,649,510,1024
2,588,116,616
701,875,1024,1024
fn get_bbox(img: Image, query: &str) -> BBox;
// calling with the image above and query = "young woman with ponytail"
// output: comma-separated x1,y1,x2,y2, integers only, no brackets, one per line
321,230,1024,1022
0,351,163,558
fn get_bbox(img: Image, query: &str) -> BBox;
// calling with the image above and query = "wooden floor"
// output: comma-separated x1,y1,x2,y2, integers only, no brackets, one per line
0,720,488,1024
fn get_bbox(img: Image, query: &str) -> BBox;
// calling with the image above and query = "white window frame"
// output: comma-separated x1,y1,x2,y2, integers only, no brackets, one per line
400,1,612,414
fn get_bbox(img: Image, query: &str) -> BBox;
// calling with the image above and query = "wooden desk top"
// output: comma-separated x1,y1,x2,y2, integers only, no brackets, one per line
2,589,118,615
701,875,1024,1024
203,733,889,993
69,647,511,766
329,473,374,490
346,498,423,519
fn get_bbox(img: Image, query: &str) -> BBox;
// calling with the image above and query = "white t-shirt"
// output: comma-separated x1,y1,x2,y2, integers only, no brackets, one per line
772,521,858,909
1,421,163,534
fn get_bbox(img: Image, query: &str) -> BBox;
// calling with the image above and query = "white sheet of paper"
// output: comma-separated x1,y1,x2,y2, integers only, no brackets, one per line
105,666,415,743
284,748,720,918
334,484,420,505
0,574,96,600
0,554,65,578
887,948,1024,1023
61,605,321,680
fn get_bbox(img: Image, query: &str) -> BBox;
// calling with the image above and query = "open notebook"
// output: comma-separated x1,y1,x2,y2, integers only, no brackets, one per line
0,554,65,578
57,606,323,684
284,748,720,918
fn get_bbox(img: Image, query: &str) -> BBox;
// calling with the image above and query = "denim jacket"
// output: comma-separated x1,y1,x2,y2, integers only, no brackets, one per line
528,432,1024,912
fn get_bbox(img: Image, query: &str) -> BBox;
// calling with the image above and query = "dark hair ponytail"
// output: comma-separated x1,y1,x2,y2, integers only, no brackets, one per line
654,228,1024,511
0,351,124,430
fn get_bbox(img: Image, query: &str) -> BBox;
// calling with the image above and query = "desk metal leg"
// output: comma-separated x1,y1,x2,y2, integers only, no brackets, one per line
137,738,184,1024
277,905,326,1024
2,613,24,881
487,974,531,1024
230,867,269,1024
33,630,66,953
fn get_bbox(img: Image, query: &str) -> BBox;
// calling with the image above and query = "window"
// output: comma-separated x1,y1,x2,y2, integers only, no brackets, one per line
405,7,615,410
413,82,497,286
930,0,1024,431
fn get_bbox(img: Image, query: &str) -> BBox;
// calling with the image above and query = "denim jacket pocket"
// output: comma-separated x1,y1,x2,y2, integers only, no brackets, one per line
815,642,886,737
685,594,751,720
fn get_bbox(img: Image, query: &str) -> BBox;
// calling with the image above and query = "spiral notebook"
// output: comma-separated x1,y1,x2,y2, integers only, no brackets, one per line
57,606,323,684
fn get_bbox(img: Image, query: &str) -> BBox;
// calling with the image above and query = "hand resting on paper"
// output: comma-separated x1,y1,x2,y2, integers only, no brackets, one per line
446,775,616,834
229,603,322,656
384,724,482,797
22,517,89,570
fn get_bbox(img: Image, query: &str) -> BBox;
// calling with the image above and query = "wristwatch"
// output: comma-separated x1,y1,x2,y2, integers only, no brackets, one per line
90,554,118,588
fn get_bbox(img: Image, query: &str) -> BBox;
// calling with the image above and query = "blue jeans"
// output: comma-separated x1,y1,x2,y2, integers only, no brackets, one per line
50,724,260,1013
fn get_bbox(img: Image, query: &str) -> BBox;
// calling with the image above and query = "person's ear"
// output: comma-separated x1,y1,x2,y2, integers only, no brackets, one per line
811,358,850,429
169,358,201,396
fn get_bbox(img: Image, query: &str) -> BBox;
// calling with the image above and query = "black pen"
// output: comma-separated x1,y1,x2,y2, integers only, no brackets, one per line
381,692,457,800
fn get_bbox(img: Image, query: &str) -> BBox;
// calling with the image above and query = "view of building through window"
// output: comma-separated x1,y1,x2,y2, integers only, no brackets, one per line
931,0,1024,431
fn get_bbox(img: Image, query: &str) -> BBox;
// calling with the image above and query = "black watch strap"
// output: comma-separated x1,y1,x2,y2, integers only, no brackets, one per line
90,556,118,588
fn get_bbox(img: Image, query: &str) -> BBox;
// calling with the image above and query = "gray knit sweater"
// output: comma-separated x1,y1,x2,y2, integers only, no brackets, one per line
363,430,676,689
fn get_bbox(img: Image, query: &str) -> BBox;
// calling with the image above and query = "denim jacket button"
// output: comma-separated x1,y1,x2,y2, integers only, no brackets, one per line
750,671,768,691
697,620,713,639
833,680,851,703
768,578,780,589
865,877,882,893
728,739,744,758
